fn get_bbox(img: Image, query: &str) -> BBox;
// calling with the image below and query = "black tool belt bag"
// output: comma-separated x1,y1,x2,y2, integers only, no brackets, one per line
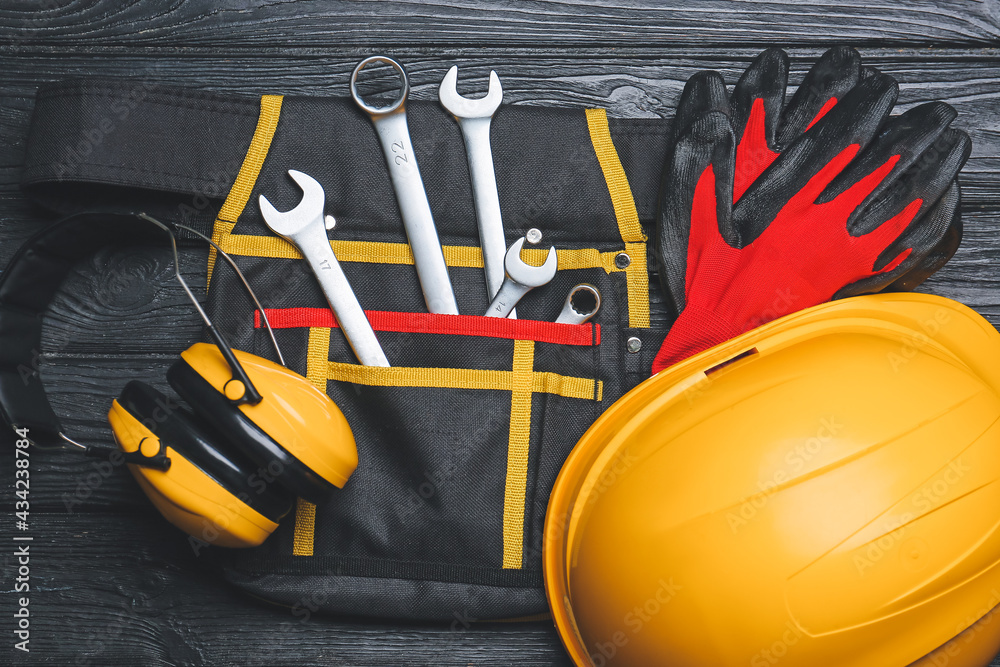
22,79,671,619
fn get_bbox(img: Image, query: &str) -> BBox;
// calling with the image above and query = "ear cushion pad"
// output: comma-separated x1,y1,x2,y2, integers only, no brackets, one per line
117,380,294,523
166,358,339,505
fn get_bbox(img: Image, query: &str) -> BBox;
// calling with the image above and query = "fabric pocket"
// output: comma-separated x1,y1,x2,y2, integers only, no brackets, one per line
224,309,601,618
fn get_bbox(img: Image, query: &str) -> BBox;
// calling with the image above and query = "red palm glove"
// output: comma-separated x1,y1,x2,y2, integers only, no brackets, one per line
652,47,970,374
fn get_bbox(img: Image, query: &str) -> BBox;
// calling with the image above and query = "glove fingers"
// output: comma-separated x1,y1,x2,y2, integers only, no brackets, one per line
731,47,788,149
860,65,882,81
819,102,961,224
731,49,788,202
873,129,969,267
838,125,970,259
673,71,729,142
733,72,899,245
834,181,962,298
881,186,963,292
656,111,735,315
777,46,862,148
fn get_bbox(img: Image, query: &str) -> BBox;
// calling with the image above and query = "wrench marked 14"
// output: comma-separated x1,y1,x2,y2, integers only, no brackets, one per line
485,237,557,319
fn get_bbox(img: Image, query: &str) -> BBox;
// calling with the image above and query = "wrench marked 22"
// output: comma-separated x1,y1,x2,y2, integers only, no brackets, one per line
391,141,409,165
351,56,459,315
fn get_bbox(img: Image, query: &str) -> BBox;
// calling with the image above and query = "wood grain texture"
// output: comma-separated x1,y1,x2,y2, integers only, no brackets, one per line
1,49,999,214
1,1,1000,665
0,1,999,47
1,513,572,666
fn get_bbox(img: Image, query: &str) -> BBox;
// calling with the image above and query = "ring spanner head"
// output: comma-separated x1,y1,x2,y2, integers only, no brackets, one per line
351,55,409,116
258,170,326,237
438,66,502,118
556,284,601,325
505,237,557,287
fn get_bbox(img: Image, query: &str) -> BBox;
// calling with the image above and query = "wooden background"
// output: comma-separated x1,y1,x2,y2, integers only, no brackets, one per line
1,1,999,665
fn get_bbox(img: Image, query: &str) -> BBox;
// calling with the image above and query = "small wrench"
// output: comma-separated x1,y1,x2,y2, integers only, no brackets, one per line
484,237,557,318
259,170,390,367
438,66,508,312
555,284,601,325
351,56,459,315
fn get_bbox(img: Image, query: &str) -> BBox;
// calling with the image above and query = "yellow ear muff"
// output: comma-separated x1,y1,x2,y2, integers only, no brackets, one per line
109,399,278,548
176,342,358,490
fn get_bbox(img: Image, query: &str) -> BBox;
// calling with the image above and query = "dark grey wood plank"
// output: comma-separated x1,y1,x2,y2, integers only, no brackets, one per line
0,1,998,48
0,513,571,667
1,48,998,222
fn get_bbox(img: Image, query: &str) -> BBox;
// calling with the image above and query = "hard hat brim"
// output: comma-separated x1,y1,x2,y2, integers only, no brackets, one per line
543,292,1000,667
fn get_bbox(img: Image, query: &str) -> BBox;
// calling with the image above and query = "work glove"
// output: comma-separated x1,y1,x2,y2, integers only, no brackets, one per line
652,46,971,375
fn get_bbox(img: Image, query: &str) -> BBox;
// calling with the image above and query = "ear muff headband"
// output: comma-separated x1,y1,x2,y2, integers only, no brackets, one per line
0,211,285,455
0,212,169,446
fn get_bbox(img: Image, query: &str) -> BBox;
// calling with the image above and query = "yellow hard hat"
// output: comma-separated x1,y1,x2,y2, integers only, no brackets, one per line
544,293,1000,667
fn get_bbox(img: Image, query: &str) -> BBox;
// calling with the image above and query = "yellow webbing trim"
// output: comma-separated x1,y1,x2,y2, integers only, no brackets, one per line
292,326,331,556
217,234,623,274
584,109,645,242
503,340,535,569
292,501,316,557
532,372,599,401
306,327,332,390
208,221,237,286
326,361,601,401
207,94,284,286
585,108,650,328
328,364,511,391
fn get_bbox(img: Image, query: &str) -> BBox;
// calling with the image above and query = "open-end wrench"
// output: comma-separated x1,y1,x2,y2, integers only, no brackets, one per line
438,66,509,313
259,170,390,367
350,56,459,315
484,237,558,318
555,284,601,325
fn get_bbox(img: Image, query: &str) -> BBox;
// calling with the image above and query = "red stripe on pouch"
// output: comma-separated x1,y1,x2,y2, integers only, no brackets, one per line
254,308,600,346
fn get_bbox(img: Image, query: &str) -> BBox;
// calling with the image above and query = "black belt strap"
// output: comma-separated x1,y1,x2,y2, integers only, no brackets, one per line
23,80,260,232
21,79,670,230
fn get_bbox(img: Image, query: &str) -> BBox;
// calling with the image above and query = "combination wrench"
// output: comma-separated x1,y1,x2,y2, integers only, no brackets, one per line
484,237,558,318
438,66,509,314
259,170,390,367
351,56,459,315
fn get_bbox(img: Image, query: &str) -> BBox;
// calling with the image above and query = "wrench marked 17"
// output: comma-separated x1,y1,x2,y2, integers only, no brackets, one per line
259,170,390,367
